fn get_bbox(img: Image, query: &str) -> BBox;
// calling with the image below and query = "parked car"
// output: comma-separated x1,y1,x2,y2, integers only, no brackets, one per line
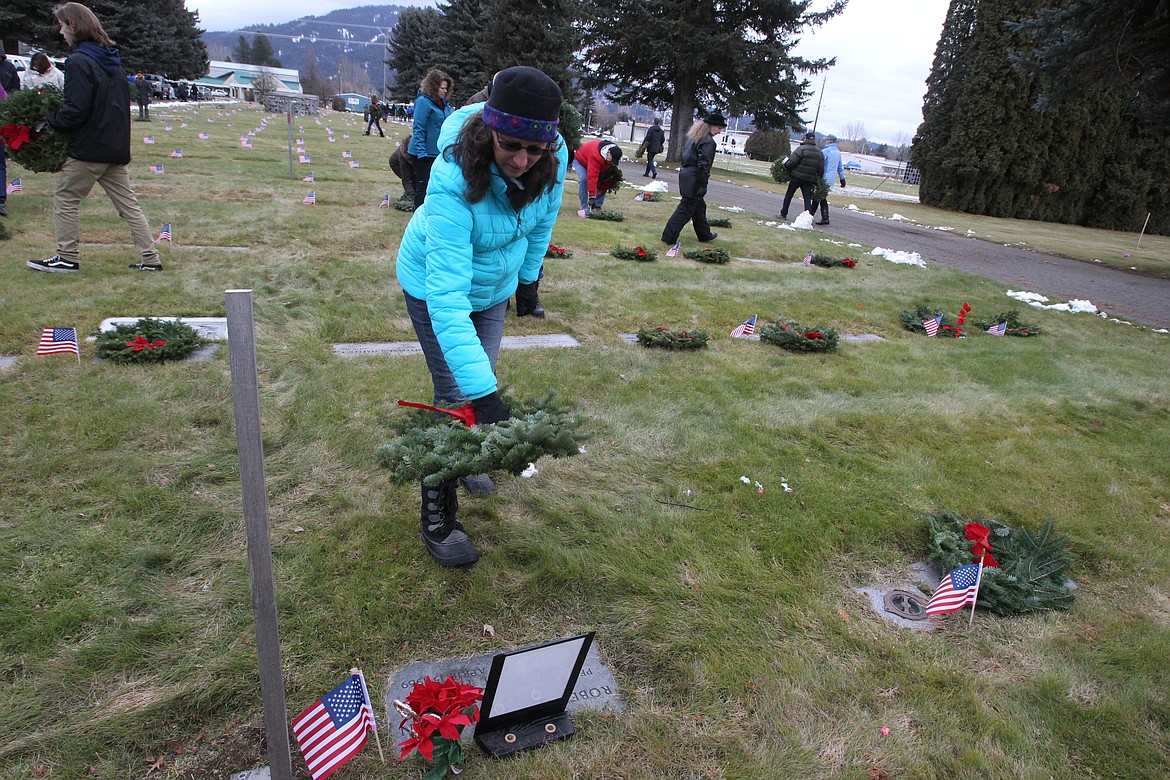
843,161,862,171
143,74,174,100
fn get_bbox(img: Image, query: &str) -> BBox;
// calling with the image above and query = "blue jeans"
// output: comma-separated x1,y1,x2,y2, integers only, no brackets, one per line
0,145,6,206
403,291,507,406
572,159,605,211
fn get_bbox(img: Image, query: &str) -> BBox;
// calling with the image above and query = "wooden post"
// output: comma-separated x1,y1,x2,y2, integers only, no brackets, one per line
225,289,294,780
287,107,295,181
1136,213,1151,248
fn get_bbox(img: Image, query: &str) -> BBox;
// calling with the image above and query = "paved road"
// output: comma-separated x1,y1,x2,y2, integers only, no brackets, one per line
620,161,1170,330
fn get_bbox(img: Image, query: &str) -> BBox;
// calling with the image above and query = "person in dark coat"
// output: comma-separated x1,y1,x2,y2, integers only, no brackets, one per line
364,96,384,136
389,138,415,204
642,116,665,178
0,52,21,218
134,72,150,121
661,111,726,245
27,2,160,273
779,132,824,219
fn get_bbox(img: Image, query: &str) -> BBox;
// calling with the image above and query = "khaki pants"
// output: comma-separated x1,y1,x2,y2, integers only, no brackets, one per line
54,158,159,264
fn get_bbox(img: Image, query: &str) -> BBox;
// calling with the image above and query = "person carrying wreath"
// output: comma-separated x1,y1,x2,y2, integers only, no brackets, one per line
395,66,567,567
661,111,726,245
642,116,665,179
572,137,621,214
779,131,824,220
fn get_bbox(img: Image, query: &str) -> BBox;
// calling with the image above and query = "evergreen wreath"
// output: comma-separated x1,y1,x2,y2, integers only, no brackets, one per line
634,191,662,202
811,253,856,269
683,247,731,264
587,209,625,222
972,309,1041,337
810,177,831,204
900,303,964,338
0,87,68,173
708,218,732,228
926,510,1075,615
758,320,840,352
611,244,656,261
94,318,205,364
378,391,587,486
545,243,573,258
393,197,415,212
635,326,709,350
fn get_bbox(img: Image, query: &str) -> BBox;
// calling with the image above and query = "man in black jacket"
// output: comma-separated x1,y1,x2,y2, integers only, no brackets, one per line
642,117,665,178
0,52,20,218
779,132,824,220
28,3,161,273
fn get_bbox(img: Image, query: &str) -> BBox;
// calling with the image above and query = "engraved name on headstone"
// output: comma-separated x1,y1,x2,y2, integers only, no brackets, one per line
842,333,887,343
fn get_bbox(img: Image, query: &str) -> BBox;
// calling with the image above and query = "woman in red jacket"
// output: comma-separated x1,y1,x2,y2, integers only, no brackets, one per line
571,138,622,214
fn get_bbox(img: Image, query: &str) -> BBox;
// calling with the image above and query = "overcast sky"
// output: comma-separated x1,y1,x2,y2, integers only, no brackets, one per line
186,0,949,144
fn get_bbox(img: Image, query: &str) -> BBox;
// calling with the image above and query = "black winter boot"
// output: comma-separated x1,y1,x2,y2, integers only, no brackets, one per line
421,481,479,566
815,202,830,225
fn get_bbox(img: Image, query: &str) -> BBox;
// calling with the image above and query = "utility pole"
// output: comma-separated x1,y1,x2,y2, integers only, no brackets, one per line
811,76,826,134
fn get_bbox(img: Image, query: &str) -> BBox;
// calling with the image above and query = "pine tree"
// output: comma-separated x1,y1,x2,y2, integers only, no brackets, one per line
436,0,491,105
578,0,844,161
387,7,446,103
232,35,252,65
480,0,580,100
250,33,281,68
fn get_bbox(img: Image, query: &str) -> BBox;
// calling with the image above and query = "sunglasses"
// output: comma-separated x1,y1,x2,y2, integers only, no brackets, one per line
494,132,551,156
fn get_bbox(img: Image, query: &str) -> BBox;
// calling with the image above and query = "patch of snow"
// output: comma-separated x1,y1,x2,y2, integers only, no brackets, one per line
719,205,745,212
890,213,912,222
642,181,669,192
870,247,926,267
1007,290,1098,314
791,211,815,230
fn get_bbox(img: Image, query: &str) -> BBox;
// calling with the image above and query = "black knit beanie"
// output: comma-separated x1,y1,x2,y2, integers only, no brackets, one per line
483,66,562,143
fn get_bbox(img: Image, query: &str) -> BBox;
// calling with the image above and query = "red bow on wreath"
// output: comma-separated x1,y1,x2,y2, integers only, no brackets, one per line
965,522,1001,567
0,124,32,151
956,301,972,326
547,243,567,256
805,331,823,339
842,258,855,268
635,246,648,258
126,334,167,352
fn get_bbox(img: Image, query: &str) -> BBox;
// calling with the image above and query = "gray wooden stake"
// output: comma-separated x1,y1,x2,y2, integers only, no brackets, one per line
225,289,294,780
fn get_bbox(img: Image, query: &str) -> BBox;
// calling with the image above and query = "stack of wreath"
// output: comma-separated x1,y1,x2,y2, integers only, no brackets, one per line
0,87,68,173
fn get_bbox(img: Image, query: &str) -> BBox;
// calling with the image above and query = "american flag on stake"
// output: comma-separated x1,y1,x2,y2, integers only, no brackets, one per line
303,190,316,205
156,223,172,242
198,132,209,140
379,194,390,208
6,178,21,194
300,155,311,164
986,321,1007,336
240,139,252,148
144,136,155,144
291,672,378,780
803,250,813,266
923,313,943,337
149,165,165,174
925,562,984,616
303,172,314,182
665,241,681,258
730,315,758,338
342,151,351,158
348,160,359,168
170,149,183,158
37,327,80,359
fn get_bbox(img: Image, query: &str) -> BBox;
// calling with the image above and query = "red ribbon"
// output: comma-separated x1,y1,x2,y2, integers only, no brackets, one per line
547,243,566,255
964,522,1000,567
635,246,647,257
126,335,167,352
396,399,477,427
956,301,972,326
843,258,855,268
805,331,823,339
0,123,32,151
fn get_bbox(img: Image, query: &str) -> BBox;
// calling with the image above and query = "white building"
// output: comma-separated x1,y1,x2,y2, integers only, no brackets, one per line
193,60,303,101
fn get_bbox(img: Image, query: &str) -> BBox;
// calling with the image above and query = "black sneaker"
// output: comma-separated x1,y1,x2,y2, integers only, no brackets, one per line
27,256,79,273
0,203,8,217
698,233,718,243
129,261,164,271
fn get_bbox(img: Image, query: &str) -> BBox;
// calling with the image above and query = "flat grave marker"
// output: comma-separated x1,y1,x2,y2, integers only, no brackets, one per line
334,334,581,358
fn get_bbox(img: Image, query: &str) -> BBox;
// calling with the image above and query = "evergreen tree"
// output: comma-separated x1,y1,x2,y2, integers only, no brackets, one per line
480,0,580,100
387,7,446,103
232,34,252,65
578,0,843,161
250,33,281,68
436,0,491,105
914,0,1169,234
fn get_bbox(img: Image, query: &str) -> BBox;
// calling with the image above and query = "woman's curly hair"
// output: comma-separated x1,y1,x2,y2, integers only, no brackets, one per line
419,69,452,101
447,113,562,210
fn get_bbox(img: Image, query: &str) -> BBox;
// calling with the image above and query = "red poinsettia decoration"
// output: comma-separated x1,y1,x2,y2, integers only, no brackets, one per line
964,522,1001,567
126,334,167,352
0,123,33,151
396,676,483,778
635,246,648,258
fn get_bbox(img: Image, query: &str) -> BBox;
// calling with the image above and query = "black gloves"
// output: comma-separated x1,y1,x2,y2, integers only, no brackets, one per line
515,281,544,318
587,197,597,210
840,178,846,187
471,392,511,425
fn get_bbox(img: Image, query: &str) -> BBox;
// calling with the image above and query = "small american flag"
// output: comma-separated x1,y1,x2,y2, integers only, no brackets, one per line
923,313,942,337
149,164,165,174
328,136,336,143
296,138,304,145
665,241,680,258
348,160,359,168
170,149,183,158
379,194,390,208
343,133,350,139
300,155,311,164
156,223,172,242
297,146,306,153
342,151,351,158
240,139,252,148
292,673,376,780
303,172,314,182
198,132,209,139
926,563,983,615
803,250,813,266
986,321,1007,336
303,190,316,205
143,136,155,144
6,178,21,194
37,327,79,356
164,124,173,131
730,315,758,338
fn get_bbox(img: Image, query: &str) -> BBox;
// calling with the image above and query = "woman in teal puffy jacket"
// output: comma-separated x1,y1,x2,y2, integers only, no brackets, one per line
408,68,453,208
396,66,567,567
